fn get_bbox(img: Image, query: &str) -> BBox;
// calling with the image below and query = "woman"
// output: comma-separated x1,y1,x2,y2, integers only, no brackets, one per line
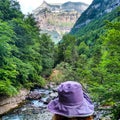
48,81,94,120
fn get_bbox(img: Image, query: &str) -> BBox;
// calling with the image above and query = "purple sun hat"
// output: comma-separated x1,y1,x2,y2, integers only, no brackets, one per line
47,81,94,117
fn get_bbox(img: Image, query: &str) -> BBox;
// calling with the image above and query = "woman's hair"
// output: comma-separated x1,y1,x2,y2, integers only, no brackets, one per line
52,114,93,120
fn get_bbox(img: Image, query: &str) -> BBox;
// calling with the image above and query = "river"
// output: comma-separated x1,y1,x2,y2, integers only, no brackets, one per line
1,87,57,120
1,85,112,120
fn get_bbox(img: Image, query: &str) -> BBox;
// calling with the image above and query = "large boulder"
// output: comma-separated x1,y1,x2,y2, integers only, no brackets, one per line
27,91,42,100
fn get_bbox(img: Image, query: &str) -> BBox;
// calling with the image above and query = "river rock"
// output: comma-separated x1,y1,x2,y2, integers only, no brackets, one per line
37,110,53,120
49,92,58,99
0,89,29,115
27,91,42,100
40,97,52,104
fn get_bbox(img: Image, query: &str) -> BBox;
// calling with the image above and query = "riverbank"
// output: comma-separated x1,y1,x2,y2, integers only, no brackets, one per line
0,89,29,115
1,84,57,120
0,83,113,120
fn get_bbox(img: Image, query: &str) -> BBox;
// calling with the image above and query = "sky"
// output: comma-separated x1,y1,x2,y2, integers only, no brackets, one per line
17,0,93,14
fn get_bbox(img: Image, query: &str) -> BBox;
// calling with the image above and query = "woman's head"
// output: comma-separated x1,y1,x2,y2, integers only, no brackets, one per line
48,81,94,118
52,114,93,120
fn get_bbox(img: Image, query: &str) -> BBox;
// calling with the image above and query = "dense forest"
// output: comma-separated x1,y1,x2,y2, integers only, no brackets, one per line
0,0,120,119
0,0,55,96
55,6,120,119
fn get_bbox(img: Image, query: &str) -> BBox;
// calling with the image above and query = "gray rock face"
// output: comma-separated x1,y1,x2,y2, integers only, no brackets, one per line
33,1,88,43
71,0,120,33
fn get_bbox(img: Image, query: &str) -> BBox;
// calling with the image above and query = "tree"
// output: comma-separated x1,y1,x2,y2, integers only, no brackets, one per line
9,16,45,87
39,34,55,77
0,20,18,96
57,34,78,65
0,0,23,21
89,21,120,107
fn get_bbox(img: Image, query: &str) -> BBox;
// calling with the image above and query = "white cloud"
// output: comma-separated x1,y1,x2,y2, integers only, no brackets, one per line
17,0,93,14
17,0,42,14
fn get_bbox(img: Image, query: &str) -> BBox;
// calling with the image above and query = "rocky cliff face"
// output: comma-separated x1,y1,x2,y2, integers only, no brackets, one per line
33,1,88,43
71,0,120,33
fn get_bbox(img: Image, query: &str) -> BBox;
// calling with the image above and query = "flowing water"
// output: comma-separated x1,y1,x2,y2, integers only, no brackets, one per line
1,88,56,120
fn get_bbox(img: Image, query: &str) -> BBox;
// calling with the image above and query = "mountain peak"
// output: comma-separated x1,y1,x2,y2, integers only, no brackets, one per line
42,0,48,4
41,0,49,8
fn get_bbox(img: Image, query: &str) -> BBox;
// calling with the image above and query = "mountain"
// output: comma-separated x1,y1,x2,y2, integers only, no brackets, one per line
33,1,88,43
61,1,88,14
71,0,120,34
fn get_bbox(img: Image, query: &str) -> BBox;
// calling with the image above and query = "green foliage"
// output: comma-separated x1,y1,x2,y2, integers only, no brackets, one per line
57,7,120,117
84,21,120,117
57,34,78,65
51,62,78,84
0,20,19,90
112,103,120,120
0,2,56,96
0,80,18,96
0,0,23,20
0,2,119,119
39,34,55,77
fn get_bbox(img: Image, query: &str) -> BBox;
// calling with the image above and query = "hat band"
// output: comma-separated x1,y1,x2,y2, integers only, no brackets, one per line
59,93,84,106
59,99,83,106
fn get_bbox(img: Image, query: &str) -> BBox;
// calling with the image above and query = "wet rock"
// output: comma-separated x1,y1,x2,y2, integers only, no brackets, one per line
44,85,49,89
48,82,56,89
32,109,40,114
31,100,46,108
49,92,58,99
37,110,53,120
52,87,58,92
40,97,52,104
100,116,111,120
21,107,27,112
27,91,42,100
94,105,112,120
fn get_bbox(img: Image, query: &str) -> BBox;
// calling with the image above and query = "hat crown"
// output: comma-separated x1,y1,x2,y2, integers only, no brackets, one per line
48,81,94,117
58,81,84,106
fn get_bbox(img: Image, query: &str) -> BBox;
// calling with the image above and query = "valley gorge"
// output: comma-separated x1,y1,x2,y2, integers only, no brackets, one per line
0,0,120,119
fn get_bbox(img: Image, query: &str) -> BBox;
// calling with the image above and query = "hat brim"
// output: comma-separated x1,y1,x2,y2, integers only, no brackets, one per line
47,96,94,117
